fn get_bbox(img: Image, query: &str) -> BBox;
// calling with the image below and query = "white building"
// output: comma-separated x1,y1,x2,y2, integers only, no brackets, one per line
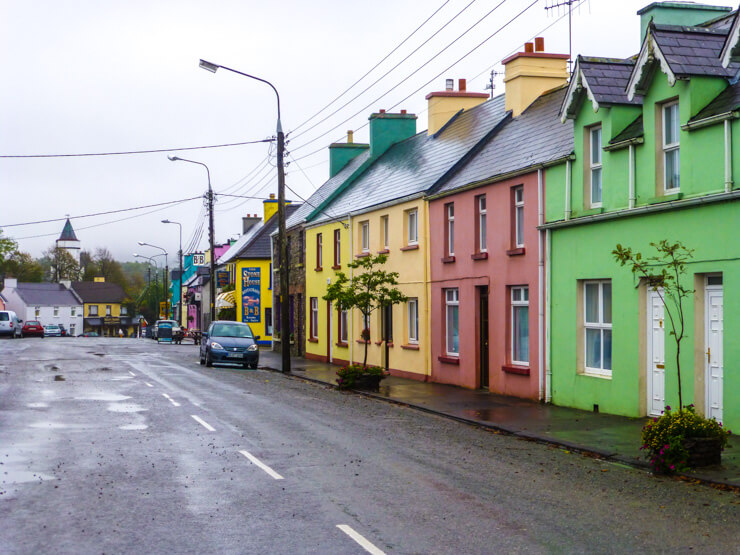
1,279,84,336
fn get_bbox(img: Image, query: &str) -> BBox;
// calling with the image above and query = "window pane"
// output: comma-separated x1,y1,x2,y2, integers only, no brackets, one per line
513,305,529,363
591,167,602,204
479,196,486,211
602,282,612,324
516,206,524,246
447,305,459,353
665,148,680,190
586,328,602,368
591,127,602,164
480,213,487,250
449,221,455,254
665,104,679,144
585,283,599,323
603,329,612,370
512,288,521,301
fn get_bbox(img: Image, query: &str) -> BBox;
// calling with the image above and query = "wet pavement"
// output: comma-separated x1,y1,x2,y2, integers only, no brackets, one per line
260,351,740,489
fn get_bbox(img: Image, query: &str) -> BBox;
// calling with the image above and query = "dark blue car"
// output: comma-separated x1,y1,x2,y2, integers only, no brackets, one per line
199,321,260,369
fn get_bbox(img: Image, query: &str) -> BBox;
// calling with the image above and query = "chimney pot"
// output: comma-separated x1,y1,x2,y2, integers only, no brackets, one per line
347,130,354,143
379,109,386,114
445,78,454,91
534,37,545,52
458,78,467,92
401,109,407,114
524,42,534,53
270,193,275,200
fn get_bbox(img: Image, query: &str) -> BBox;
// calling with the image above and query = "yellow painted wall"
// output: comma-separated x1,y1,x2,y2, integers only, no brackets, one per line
304,199,431,379
427,95,487,135
235,259,273,343
503,55,568,117
85,302,122,318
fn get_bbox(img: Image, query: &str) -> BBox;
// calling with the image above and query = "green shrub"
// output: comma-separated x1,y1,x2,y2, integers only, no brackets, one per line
336,364,385,390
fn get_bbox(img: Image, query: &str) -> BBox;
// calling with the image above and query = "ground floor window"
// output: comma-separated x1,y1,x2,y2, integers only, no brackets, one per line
407,298,418,344
584,280,612,375
445,289,459,355
511,286,529,364
265,307,272,336
338,309,348,343
310,297,318,339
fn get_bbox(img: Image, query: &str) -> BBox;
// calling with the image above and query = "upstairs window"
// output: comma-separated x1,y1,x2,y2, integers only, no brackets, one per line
121,306,128,315
663,102,680,192
445,203,455,257
513,186,524,248
71,306,77,317
590,126,603,207
406,209,418,246
477,195,487,252
53,306,59,317
89,305,98,316
381,215,389,250
333,229,341,267
360,221,370,253
316,233,323,269
106,305,112,316
35,307,41,317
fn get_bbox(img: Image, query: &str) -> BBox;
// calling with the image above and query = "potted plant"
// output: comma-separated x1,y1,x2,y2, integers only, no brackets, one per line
641,405,731,473
336,363,385,391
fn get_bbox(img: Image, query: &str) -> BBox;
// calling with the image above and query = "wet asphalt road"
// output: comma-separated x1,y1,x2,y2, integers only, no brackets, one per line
0,337,738,554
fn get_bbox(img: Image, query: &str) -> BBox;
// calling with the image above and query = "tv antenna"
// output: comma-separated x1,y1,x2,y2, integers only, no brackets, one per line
545,0,578,73
484,69,501,99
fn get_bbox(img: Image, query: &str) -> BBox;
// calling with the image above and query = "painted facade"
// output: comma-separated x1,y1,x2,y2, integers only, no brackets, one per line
546,5,740,428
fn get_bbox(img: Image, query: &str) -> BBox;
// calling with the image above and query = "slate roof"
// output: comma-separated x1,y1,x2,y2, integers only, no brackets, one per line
285,150,371,230
578,57,640,105
12,282,82,306
308,94,509,224
608,115,644,146
71,281,126,303
220,204,301,261
651,24,740,78
435,86,573,195
58,219,79,242
690,81,740,121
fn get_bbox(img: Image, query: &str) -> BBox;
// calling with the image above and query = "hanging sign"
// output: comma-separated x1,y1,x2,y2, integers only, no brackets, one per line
241,267,261,323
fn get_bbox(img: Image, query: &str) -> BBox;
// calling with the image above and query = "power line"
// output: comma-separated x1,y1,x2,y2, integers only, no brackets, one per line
0,197,203,228
0,138,273,159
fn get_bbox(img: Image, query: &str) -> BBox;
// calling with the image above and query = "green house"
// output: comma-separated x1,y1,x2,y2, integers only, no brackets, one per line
543,2,739,429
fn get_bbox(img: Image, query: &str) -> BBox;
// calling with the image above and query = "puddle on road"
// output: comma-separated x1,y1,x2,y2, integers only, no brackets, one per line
54,375,65,381
29,421,69,429
26,403,49,409
107,402,147,413
97,367,112,372
119,424,148,431
74,393,130,402
110,376,134,381
1,469,56,485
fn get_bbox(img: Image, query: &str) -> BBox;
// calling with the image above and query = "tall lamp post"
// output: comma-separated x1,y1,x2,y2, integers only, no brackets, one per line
162,219,183,326
134,253,159,319
168,156,215,326
199,58,289,374
139,242,168,318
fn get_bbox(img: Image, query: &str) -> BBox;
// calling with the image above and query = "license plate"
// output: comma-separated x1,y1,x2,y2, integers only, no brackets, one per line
227,353,243,358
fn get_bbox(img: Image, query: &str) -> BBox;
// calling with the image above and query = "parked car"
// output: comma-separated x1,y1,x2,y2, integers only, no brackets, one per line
0,310,22,338
154,319,183,343
79,331,99,337
44,324,62,337
21,320,44,338
200,321,259,369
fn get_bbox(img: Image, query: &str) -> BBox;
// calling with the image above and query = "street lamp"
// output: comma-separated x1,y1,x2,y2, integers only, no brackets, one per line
139,242,169,318
162,219,183,327
167,155,216,327
199,59,289,374
134,253,159,318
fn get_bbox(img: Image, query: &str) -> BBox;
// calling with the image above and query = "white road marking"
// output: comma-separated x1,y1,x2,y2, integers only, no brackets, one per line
128,371,136,377
336,525,385,555
191,415,215,431
145,382,153,387
238,450,284,480
162,393,181,407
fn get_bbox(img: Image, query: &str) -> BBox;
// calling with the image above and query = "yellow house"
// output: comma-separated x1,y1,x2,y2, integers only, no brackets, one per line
71,278,136,336
217,198,299,345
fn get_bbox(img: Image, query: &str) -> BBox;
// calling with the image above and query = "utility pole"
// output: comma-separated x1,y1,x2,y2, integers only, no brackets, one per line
277,119,290,374
163,263,169,318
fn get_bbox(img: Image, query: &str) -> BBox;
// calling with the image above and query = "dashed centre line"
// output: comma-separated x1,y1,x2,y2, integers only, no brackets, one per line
191,415,215,431
336,525,385,555
145,382,153,387
162,393,181,407
238,450,284,480
128,371,136,377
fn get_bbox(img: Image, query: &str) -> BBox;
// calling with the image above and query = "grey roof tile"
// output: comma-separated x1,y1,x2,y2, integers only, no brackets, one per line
12,282,82,306
690,81,740,121
435,87,573,195
70,281,126,303
578,57,640,106
652,24,740,78
609,115,644,145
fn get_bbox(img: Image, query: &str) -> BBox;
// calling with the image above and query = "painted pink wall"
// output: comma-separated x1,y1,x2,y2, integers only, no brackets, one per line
429,171,543,400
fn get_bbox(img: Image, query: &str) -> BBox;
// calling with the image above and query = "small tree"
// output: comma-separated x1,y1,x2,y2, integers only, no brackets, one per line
323,253,408,368
613,240,694,410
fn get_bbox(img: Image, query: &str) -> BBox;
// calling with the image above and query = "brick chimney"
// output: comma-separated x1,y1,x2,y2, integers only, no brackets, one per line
328,130,369,178
425,78,489,135
368,109,417,159
502,37,569,117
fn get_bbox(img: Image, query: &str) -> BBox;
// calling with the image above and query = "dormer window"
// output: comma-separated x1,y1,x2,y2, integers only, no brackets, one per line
590,126,603,207
663,102,680,192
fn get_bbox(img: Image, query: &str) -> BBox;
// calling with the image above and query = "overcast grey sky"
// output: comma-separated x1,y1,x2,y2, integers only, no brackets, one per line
2,0,720,265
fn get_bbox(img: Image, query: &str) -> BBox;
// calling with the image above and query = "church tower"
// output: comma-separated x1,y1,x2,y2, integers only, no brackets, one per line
56,218,81,264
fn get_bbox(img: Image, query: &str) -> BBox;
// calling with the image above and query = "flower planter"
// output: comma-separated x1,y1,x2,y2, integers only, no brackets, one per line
354,374,383,392
683,437,722,467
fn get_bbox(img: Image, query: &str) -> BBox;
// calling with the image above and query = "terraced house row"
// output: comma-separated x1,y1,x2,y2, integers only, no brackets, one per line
261,2,738,429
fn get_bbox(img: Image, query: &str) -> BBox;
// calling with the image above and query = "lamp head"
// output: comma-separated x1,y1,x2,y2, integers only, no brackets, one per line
133,253,139,258
199,59,219,73
162,219,170,224
167,155,180,162
138,241,145,246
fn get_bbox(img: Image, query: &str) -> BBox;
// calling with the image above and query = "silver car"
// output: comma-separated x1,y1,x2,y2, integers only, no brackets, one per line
0,310,21,338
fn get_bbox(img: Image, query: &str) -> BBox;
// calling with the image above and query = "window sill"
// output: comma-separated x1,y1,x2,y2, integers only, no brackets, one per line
377,249,390,254
647,192,682,205
580,369,613,380
335,341,348,347
506,248,525,256
438,355,460,365
307,338,319,343
331,264,341,270
374,340,394,347
400,244,419,252
577,207,604,217
314,267,323,272
355,252,370,259
502,364,530,376
356,339,371,344
471,252,488,260
401,343,419,350
441,256,456,264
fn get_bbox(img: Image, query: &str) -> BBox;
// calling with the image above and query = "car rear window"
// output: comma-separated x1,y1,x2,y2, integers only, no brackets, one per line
27,321,40,326
0,313,8,321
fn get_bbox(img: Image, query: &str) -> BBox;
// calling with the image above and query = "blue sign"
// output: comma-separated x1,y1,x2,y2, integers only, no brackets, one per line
241,267,260,323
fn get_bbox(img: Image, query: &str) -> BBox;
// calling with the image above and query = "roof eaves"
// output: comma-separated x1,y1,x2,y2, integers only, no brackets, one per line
626,24,677,101
721,11,740,68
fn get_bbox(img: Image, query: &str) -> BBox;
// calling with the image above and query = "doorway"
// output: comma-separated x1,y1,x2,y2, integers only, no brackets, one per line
705,277,723,422
646,289,665,416
478,286,489,389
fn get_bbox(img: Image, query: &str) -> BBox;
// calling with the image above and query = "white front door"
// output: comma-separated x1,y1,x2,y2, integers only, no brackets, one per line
647,289,665,417
705,286,723,422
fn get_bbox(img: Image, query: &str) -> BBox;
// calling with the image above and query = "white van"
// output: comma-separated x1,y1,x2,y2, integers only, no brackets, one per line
0,310,22,338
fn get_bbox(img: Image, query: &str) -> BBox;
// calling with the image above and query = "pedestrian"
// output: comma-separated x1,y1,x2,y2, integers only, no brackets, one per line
118,328,123,338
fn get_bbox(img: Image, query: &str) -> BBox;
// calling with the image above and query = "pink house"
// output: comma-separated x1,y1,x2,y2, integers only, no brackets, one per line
427,41,572,399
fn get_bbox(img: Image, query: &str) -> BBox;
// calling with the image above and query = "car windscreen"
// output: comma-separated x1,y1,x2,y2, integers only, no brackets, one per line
0,313,8,321
211,324,253,338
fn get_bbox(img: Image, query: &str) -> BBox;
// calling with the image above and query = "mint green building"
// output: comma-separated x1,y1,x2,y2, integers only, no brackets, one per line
544,2,740,429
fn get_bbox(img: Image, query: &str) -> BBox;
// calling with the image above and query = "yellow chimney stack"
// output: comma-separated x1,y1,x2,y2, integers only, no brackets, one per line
426,79,488,135
502,38,569,117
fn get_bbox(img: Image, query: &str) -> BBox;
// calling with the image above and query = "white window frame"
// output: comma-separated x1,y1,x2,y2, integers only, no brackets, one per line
339,309,348,343
121,306,128,315
333,229,341,267
514,186,524,248
69,323,76,337
362,312,371,339
407,298,419,344
89,305,98,316
590,126,603,207
71,306,77,317
53,306,59,317
106,305,112,316
35,306,41,318
407,209,418,245
316,232,323,268
663,101,680,193
382,215,389,250
584,280,612,377
445,288,459,356
310,297,318,339
446,203,455,257
478,195,487,252
511,286,529,365
361,221,370,253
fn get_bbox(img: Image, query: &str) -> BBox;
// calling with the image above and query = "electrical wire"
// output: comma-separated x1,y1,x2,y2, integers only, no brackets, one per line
0,138,273,159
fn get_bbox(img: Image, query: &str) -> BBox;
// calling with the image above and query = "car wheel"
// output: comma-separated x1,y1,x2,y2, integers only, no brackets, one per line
205,350,213,367
199,351,205,365
242,362,250,369
249,362,258,369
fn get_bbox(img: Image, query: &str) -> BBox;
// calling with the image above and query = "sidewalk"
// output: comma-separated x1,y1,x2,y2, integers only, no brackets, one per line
260,350,739,489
